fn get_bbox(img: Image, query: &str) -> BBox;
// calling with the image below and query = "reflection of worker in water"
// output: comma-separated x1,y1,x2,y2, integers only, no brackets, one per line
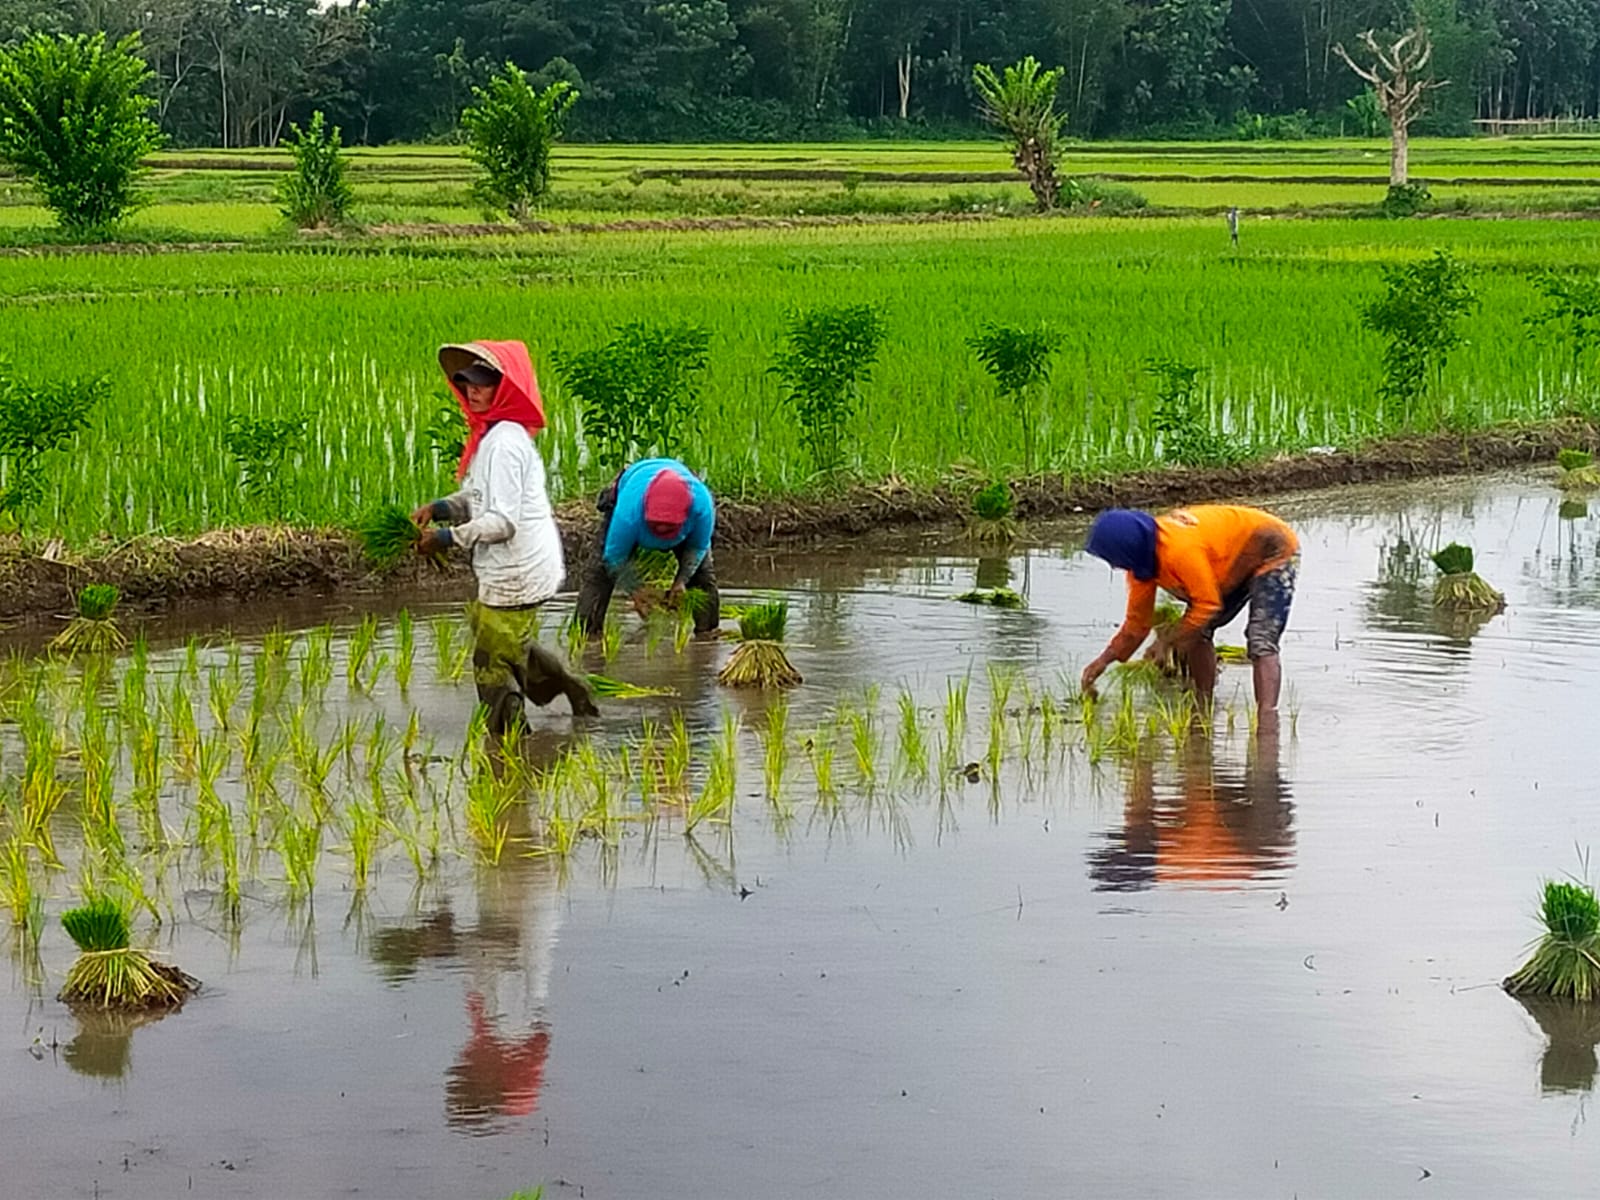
1088,730,1294,892
1081,506,1299,722
370,858,562,1131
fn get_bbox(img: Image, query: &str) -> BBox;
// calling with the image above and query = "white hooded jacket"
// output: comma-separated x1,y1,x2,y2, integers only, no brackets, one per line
439,420,564,607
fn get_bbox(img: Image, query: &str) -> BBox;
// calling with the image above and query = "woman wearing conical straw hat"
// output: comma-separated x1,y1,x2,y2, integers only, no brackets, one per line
411,341,597,734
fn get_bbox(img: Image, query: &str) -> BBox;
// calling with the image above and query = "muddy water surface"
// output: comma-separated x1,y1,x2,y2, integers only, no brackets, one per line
6,472,1600,1199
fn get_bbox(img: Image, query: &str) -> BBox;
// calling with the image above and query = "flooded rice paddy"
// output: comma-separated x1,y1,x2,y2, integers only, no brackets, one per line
6,472,1600,1198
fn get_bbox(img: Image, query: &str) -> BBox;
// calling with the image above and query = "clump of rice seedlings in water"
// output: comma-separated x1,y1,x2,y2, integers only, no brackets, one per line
1505,879,1600,1001
393,609,416,691
431,615,470,682
600,614,625,664
896,687,928,780
967,480,1019,545
51,585,126,656
686,714,738,833
1431,543,1505,613
718,601,802,689
356,504,427,568
761,700,791,802
1558,449,1600,492
586,674,675,699
952,588,1025,609
347,614,381,690
59,895,196,1011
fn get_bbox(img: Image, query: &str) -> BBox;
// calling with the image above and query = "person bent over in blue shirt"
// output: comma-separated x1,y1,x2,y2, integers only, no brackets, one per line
573,458,720,638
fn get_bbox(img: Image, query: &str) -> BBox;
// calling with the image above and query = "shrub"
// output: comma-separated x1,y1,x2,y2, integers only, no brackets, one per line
1147,358,1239,467
278,111,355,229
460,63,577,222
0,362,105,515
0,32,161,235
554,322,711,475
968,323,1057,473
772,305,887,475
224,414,306,514
1360,249,1476,411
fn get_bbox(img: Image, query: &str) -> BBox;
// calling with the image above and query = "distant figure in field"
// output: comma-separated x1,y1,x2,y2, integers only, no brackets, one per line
1227,207,1240,246
574,457,720,638
1080,505,1299,722
411,340,598,734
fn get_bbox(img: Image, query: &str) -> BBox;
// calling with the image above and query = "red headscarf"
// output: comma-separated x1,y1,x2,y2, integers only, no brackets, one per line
643,468,692,531
438,340,546,480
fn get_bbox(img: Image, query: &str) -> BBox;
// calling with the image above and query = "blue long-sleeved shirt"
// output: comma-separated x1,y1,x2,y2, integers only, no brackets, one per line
603,458,715,577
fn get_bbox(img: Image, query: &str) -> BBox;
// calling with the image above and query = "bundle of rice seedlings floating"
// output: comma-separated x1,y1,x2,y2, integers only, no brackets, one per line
952,588,1025,609
1431,543,1505,613
967,480,1019,544
1505,879,1600,1002
58,896,197,1012
1215,644,1250,664
1558,449,1600,492
356,504,439,568
586,674,676,699
51,584,125,655
718,601,802,689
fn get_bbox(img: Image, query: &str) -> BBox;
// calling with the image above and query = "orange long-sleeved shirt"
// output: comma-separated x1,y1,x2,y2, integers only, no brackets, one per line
1106,505,1298,661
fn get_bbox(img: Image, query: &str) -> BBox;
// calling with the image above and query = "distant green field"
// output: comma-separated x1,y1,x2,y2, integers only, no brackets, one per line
4,137,1600,243
2,215,1598,544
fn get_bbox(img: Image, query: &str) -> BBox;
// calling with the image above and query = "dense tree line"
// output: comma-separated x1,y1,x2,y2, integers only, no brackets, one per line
2,0,1597,145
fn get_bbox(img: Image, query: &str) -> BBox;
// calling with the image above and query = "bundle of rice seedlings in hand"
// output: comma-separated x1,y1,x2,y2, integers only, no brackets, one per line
1505,880,1600,1002
59,895,197,1011
967,480,1019,545
1431,543,1505,613
1558,449,1600,492
718,601,802,689
586,674,676,699
952,588,1025,609
52,584,126,655
356,504,424,568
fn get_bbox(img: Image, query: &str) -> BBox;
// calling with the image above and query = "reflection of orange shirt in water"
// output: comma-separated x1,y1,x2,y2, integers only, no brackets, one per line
1108,506,1299,660
446,992,550,1122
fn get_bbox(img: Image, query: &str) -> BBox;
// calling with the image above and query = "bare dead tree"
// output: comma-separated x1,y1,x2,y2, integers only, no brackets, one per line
1334,27,1448,188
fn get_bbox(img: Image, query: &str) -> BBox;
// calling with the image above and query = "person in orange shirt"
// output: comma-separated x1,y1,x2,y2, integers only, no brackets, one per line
1079,505,1299,716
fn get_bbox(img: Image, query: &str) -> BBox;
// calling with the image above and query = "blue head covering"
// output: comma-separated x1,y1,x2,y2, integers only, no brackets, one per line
1086,509,1159,581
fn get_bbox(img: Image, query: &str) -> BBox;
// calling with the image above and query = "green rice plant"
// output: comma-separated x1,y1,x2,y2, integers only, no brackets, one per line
465,757,518,865
356,504,422,568
1039,692,1062,755
720,601,801,689
206,662,242,732
587,674,674,699
394,609,416,691
1,836,37,927
952,588,1025,609
432,615,470,683
347,614,383,691
1557,448,1600,491
686,714,738,833
942,673,971,765
845,702,879,786
343,799,381,890
600,615,624,664
299,625,334,699
1431,542,1505,612
58,895,194,1011
967,479,1019,544
51,584,126,656
760,700,791,803
807,726,839,808
276,807,322,900
895,687,928,781
1505,878,1600,1001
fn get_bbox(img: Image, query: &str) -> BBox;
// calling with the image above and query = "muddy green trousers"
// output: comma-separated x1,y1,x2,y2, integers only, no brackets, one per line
468,602,597,734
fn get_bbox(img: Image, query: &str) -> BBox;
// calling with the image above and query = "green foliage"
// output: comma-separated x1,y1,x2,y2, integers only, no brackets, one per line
62,894,130,953
972,480,1015,522
423,397,468,465
1430,542,1474,575
1529,272,1600,395
737,600,789,643
968,323,1057,472
555,322,710,475
75,583,120,621
0,32,161,234
278,110,355,229
1382,182,1433,218
1558,449,1593,471
1345,88,1390,137
461,63,577,221
952,587,1025,609
0,361,105,514
1147,358,1238,466
772,304,886,475
1505,878,1600,1002
972,57,1068,211
1360,250,1477,409
224,414,306,510
357,504,422,567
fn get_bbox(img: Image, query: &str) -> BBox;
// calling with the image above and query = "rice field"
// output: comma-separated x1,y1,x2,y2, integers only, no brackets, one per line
1,214,1598,544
